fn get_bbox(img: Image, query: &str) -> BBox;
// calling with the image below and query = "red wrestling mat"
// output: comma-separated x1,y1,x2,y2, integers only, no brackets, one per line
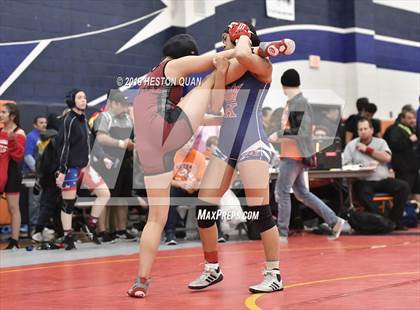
1,233,419,310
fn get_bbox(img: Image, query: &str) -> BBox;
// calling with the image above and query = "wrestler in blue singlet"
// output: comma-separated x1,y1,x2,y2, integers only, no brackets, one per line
215,71,271,167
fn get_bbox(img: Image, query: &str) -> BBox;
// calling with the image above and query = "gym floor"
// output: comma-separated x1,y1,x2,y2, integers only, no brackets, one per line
1,230,419,310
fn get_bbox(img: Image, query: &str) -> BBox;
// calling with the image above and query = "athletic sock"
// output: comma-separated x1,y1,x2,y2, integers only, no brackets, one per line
204,251,218,264
265,261,279,270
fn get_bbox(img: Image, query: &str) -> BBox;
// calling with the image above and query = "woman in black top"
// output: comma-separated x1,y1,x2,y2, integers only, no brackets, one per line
55,89,110,250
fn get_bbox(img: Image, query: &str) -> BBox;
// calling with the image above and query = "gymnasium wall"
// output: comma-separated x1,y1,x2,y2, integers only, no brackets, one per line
0,0,418,125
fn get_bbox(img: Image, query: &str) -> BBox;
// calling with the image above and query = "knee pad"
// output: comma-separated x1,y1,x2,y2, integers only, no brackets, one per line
248,205,276,233
61,199,76,215
196,201,219,229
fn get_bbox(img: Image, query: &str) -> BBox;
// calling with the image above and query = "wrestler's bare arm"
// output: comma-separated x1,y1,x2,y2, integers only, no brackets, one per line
235,36,272,83
165,49,236,82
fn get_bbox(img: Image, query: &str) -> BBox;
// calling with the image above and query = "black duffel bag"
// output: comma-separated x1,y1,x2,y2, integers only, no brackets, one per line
348,210,395,235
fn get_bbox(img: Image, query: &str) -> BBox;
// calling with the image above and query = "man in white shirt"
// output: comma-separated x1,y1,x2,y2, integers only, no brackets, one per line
343,117,410,230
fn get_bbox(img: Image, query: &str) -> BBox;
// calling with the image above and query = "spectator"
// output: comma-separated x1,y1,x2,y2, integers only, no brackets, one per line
323,107,345,143
22,115,47,226
93,90,136,242
345,97,369,144
164,136,206,245
204,136,219,160
0,103,26,249
313,126,328,138
267,107,284,153
343,117,410,230
262,106,272,134
362,103,381,137
314,107,346,149
385,109,420,201
193,125,220,154
394,104,415,124
32,113,63,242
268,107,283,134
269,69,345,243
346,101,381,142
22,115,47,176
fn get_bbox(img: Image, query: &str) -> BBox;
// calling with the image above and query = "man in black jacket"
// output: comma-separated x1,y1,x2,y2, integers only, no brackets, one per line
32,113,63,242
385,109,420,201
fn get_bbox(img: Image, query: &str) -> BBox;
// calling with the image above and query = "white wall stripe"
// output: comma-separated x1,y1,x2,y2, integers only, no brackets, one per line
0,9,164,47
256,25,419,48
0,40,51,96
257,24,375,36
374,34,420,48
373,0,420,14
214,25,419,49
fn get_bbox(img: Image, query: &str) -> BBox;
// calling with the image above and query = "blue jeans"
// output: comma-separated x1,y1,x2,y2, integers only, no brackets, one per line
275,158,337,236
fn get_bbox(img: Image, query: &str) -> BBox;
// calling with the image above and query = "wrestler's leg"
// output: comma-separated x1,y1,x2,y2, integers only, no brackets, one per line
238,159,282,293
188,156,234,290
177,73,216,132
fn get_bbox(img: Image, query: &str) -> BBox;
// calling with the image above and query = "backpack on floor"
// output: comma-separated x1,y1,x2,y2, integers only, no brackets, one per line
348,210,394,235
401,202,419,228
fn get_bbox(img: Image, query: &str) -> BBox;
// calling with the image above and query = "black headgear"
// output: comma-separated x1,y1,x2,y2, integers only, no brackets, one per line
163,34,199,59
224,21,261,47
65,88,84,109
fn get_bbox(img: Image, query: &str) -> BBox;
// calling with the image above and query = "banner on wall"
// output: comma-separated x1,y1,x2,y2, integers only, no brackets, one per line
266,0,295,21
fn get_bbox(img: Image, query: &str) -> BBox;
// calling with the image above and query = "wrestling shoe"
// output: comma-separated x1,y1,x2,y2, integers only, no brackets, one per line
63,235,76,251
127,277,150,298
249,268,283,293
188,263,224,289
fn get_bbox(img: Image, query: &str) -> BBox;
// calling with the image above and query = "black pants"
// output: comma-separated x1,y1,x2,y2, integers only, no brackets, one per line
396,170,420,194
164,186,199,234
35,186,62,234
354,178,410,224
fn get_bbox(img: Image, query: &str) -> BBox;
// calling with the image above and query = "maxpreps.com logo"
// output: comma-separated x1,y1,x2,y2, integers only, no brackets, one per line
224,83,243,118
197,208,260,221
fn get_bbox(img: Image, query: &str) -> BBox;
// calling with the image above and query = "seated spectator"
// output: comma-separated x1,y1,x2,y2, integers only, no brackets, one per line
343,117,410,230
164,136,206,245
385,108,420,202
345,97,369,144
